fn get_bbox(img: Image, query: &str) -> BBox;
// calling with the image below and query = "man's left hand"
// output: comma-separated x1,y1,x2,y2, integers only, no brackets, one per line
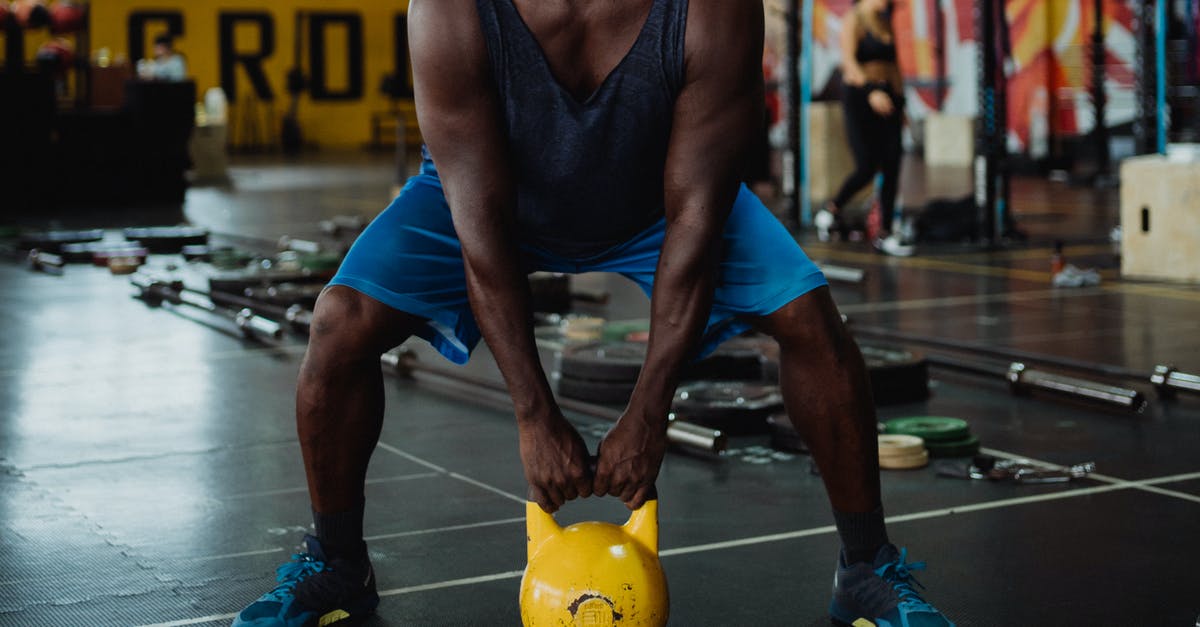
593,411,668,509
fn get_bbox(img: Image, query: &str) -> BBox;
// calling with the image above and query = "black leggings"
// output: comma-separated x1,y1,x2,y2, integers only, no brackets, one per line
832,85,902,223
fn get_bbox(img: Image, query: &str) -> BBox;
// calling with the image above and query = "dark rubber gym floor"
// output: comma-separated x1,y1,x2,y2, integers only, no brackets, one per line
2,154,1199,626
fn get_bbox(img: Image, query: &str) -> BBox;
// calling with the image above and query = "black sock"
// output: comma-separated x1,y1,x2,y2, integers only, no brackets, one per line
313,502,368,563
833,506,889,565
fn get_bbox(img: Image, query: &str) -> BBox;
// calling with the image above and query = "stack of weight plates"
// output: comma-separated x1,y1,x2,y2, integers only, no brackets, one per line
761,342,929,406
882,416,980,458
877,434,929,469
558,341,646,404
671,381,783,436
859,344,931,406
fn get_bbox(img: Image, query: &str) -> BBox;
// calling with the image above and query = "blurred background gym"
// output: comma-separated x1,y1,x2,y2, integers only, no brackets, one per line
1,1,1198,625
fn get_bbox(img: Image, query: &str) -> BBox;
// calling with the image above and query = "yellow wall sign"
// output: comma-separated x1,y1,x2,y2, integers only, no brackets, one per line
87,0,414,148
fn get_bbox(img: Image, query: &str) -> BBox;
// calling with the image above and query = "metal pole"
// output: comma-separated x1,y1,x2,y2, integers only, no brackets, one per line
973,0,996,243
993,0,1013,238
934,0,947,110
1156,0,1168,153
1091,0,1111,178
785,1,801,226
1133,0,1157,154
799,0,815,227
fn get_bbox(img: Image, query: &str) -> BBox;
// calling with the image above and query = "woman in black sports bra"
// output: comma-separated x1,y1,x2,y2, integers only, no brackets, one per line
815,0,912,255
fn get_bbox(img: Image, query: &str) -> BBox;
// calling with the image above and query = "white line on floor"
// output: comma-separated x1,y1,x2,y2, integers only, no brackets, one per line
376,441,527,504
377,570,526,597
181,547,285,563
137,463,1200,627
364,517,525,542
375,441,448,473
449,472,527,504
221,472,441,500
138,614,236,626
837,287,1104,315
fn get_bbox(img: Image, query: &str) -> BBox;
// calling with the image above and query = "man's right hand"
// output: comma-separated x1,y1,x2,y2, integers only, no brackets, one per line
518,413,594,513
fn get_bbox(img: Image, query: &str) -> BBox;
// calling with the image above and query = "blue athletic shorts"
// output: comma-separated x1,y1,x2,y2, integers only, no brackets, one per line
330,156,828,364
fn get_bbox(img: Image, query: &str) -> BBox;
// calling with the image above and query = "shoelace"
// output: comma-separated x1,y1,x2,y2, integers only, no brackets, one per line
262,553,326,603
875,548,938,613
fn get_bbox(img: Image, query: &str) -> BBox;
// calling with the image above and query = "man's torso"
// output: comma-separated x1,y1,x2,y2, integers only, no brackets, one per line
474,0,689,258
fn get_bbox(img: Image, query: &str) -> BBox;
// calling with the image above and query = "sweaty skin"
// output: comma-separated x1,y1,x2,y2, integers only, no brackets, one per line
408,0,764,512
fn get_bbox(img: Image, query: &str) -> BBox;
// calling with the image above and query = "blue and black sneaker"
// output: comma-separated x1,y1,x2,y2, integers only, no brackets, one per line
829,544,954,627
232,535,379,627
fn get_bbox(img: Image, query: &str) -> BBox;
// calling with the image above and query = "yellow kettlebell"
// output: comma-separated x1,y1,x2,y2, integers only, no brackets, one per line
519,499,669,626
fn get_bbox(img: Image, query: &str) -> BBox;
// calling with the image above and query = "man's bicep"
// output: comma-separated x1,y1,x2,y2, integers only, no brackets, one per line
408,0,506,183
663,3,764,217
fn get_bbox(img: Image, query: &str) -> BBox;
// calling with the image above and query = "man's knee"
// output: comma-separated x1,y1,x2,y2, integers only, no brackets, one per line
308,286,406,358
756,287,849,350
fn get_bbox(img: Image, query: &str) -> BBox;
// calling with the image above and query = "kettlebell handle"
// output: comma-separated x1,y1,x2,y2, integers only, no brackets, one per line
525,491,660,560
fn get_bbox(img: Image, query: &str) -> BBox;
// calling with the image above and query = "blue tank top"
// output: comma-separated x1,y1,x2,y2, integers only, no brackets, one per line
475,0,689,258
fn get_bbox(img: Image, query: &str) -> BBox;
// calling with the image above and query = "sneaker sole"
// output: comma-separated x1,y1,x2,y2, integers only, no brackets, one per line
316,592,380,627
829,600,881,627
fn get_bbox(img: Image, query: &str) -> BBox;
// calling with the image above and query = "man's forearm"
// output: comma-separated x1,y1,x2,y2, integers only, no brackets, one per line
627,218,723,421
458,227,558,422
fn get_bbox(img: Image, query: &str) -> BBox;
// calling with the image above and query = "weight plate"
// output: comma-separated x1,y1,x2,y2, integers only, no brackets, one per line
92,247,148,267
121,226,209,253
563,316,605,342
673,381,783,412
860,343,931,405
208,270,327,295
557,375,636,405
529,272,571,314
877,434,926,458
924,434,981,458
243,283,325,308
883,416,971,443
297,252,343,273
18,229,104,253
685,336,772,382
560,341,646,382
879,449,929,470
761,342,929,406
672,381,783,436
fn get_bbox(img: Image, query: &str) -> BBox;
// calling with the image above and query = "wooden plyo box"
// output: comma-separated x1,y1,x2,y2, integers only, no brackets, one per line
924,113,975,167
807,102,870,205
1119,154,1200,283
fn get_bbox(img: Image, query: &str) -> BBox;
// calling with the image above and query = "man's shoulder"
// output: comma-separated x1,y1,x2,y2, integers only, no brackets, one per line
682,1,761,48
409,0,478,24
681,1,762,68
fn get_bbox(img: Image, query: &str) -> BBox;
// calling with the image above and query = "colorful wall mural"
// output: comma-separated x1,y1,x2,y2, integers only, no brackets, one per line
765,0,1140,158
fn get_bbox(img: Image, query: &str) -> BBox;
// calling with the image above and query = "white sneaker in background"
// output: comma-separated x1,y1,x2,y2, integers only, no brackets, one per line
814,209,835,242
1052,264,1102,287
876,234,915,257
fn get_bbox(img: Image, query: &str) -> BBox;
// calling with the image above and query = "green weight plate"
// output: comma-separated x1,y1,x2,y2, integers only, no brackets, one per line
601,319,651,342
883,416,971,443
298,252,343,273
924,434,981,458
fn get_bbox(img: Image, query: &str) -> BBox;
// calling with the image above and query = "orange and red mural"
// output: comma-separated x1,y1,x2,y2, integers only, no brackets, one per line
767,0,1139,157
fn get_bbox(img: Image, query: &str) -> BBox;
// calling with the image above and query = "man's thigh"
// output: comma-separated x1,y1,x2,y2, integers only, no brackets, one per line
329,172,479,364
